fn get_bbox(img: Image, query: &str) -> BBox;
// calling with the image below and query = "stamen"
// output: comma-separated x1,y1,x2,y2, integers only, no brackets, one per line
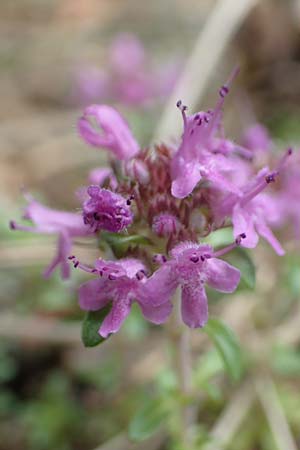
265,172,278,184
219,85,229,98
276,147,293,171
153,254,167,264
212,233,246,257
176,99,188,132
126,194,135,206
69,256,95,273
136,270,146,280
240,171,278,207
203,66,240,141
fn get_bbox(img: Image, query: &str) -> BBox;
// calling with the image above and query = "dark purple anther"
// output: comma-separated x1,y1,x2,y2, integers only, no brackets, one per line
108,274,116,281
136,270,146,281
265,173,276,184
219,85,229,98
190,255,199,263
235,233,247,245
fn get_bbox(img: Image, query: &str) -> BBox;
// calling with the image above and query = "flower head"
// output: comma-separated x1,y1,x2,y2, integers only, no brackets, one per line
78,104,139,160
82,185,133,232
78,257,172,337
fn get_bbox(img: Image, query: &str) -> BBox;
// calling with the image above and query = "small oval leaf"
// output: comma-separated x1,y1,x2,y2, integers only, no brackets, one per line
81,305,111,347
203,318,244,382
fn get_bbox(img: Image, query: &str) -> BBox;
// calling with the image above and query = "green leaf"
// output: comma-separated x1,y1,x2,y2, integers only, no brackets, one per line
101,232,152,258
226,247,256,290
128,396,168,441
203,318,244,382
81,305,111,347
205,228,234,247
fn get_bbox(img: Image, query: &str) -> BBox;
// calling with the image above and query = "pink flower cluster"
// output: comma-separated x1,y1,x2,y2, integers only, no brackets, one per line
11,69,293,338
72,33,180,108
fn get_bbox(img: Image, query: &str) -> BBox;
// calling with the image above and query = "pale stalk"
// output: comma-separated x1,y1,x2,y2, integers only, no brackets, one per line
153,0,259,143
168,289,196,448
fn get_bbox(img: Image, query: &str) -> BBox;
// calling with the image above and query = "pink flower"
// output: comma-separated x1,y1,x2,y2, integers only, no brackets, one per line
10,196,91,279
82,185,133,232
215,167,285,255
143,241,241,328
72,33,180,108
171,68,241,199
78,258,172,338
78,104,139,160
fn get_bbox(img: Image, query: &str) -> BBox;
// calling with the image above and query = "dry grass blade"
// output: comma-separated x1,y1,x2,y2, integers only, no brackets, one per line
153,0,259,143
203,381,254,450
93,431,165,450
255,377,298,450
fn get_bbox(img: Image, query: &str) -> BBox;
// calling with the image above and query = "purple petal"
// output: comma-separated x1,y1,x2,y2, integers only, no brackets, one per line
143,263,178,307
171,160,202,199
99,298,131,338
255,221,285,255
205,258,240,293
181,283,208,328
79,278,111,311
24,199,89,236
139,300,173,324
232,204,259,248
43,232,71,280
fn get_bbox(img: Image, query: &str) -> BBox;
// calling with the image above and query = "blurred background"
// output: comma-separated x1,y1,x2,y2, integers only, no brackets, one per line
1,0,300,449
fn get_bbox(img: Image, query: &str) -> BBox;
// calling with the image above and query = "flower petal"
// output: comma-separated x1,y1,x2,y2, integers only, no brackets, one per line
43,232,71,280
78,278,111,311
171,160,202,199
255,221,285,256
99,297,131,338
139,300,173,324
181,283,208,328
143,263,178,307
205,258,240,293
